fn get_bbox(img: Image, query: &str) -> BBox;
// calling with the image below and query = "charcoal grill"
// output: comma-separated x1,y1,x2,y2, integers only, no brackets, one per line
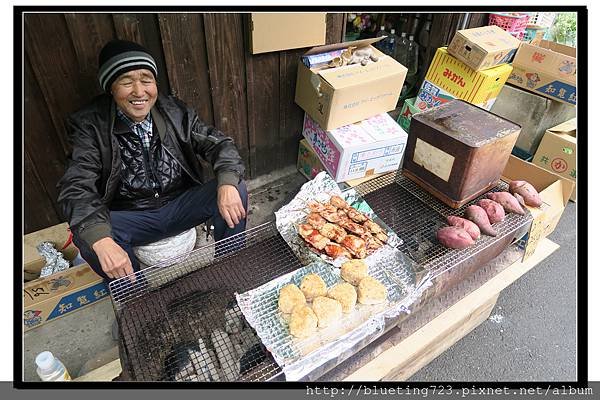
110,170,532,382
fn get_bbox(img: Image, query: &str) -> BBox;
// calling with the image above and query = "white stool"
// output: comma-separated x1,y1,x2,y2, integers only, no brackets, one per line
133,227,197,267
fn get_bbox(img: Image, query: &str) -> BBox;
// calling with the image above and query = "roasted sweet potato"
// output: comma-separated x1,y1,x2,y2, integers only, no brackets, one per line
465,205,497,237
436,226,475,249
446,215,480,240
477,199,506,224
486,191,525,215
509,180,542,207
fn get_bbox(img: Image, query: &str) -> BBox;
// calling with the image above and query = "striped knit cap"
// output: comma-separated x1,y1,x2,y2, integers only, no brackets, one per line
97,40,158,92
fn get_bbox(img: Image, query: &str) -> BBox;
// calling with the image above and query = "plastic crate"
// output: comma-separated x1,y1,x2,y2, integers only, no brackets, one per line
489,12,530,33
527,12,556,28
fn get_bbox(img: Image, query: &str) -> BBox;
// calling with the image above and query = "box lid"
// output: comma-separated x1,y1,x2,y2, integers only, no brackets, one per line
412,99,521,147
250,13,326,54
329,113,406,146
303,37,383,56
547,117,576,138
456,25,521,52
317,52,405,89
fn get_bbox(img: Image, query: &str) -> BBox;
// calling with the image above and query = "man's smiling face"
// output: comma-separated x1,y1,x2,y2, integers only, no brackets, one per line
111,69,158,122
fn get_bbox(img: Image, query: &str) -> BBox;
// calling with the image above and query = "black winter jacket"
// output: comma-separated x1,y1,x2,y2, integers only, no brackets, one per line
57,94,245,247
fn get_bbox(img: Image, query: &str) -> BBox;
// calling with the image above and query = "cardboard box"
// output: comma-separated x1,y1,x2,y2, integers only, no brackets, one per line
491,83,576,157
448,25,521,71
295,38,407,131
24,222,78,281
23,263,108,331
397,97,422,132
249,13,326,54
501,155,574,260
414,48,511,111
297,138,326,180
302,112,408,182
507,40,576,105
414,79,497,111
533,118,577,201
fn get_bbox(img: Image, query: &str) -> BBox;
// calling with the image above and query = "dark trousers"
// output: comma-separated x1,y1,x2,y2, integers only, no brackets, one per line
73,179,248,283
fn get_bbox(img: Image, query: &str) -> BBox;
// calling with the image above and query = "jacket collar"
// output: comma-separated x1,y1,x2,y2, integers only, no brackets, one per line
110,104,166,142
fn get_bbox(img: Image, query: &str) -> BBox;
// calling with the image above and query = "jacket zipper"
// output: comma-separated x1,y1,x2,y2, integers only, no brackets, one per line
133,133,161,199
162,144,201,185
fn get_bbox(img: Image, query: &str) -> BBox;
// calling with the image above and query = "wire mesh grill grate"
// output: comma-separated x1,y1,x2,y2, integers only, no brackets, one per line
354,171,531,276
111,171,531,382
110,223,301,382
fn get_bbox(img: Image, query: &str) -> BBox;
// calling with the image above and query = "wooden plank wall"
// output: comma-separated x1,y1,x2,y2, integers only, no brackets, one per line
23,12,482,234
23,12,345,233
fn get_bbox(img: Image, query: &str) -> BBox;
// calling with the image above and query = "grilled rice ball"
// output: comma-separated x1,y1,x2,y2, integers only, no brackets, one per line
327,282,357,313
289,305,318,338
312,296,343,328
299,274,328,301
357,276,388,305
340,259,368,286
278,284,306,314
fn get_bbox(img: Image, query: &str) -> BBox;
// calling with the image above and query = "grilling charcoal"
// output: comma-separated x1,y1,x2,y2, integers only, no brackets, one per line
210,329,240,381
190,338,222,381
224,304,244,334
164,342,197,381
239,343,267,375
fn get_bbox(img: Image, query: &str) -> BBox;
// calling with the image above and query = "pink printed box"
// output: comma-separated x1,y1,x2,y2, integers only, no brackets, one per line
301,112,408,182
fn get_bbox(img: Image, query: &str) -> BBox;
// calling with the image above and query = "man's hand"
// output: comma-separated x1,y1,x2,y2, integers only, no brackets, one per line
92,237,134,280
217,184,246,229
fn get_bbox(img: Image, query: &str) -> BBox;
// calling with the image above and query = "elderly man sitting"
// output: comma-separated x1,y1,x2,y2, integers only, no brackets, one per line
57,40,248,282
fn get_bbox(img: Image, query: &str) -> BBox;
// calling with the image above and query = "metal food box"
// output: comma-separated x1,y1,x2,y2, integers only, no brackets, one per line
403,99,520,208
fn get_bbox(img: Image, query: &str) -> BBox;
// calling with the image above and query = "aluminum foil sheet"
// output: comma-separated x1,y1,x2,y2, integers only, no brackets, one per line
37,241,70,277
275,171,402,267
236,246,429,381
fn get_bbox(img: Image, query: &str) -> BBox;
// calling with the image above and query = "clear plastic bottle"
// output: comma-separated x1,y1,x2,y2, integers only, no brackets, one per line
383,28,399,57
35,351,71,381
394,32,409,66
406,34,419,76
375,25,387,51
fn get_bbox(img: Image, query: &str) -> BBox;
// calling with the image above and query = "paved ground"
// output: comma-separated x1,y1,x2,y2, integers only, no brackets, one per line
409,202,577,381
22,171,577,382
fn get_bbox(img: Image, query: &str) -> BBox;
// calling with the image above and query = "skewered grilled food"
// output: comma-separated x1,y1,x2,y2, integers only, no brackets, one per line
306,212,327,229
298,198,387,260
329,195,349,209
347,208,368,223
323,242,352,259
297,223,330,250
341,235,367,259
319,222,347,243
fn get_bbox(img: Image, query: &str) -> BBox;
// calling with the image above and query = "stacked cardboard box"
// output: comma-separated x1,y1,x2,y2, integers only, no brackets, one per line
23,223,108,331
295,38,409,183
533,118,577,201
415,26,520,112
507,40,576,105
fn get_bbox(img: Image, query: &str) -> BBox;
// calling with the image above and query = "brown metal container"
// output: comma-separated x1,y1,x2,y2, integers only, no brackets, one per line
402,99,520,208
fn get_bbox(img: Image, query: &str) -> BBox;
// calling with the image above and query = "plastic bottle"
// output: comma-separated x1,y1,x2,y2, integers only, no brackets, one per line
383,28,399,57
35,351,71,381
375,25,387,51
394,32,409,66
406,34,419,77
